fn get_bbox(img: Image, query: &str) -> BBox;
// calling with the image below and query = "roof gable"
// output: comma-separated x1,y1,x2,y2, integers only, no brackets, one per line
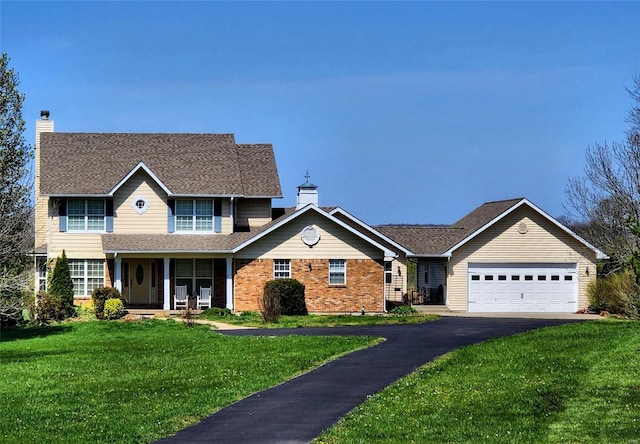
443,198,608,259
233,205,397,257
40,132,282,198
376,198,607,260
329,207,413,255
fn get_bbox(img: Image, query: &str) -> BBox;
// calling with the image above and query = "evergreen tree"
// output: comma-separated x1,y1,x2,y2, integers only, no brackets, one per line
48,250,75,317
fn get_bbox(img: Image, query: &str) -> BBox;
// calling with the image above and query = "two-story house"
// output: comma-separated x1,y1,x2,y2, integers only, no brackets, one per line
34,111,401,313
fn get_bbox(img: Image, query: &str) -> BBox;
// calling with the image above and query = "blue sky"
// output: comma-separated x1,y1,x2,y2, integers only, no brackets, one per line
1,1,638,225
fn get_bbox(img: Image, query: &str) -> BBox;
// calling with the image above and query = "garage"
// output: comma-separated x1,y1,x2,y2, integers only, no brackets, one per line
468,263,579,313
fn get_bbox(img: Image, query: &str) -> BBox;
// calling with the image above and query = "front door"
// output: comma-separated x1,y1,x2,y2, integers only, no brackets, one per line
128,259,150,305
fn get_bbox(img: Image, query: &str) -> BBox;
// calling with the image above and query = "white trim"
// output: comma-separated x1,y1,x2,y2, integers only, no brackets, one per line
131,196,149,214
225,257,233,310
328,259,346,285
443,198,608,260
273,259,291,279
109,162,172,196
329,207,413,255
232,204,397,257
163,258,170,310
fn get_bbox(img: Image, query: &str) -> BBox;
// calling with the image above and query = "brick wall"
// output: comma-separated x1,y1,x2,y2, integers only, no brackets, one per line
233,258,384,313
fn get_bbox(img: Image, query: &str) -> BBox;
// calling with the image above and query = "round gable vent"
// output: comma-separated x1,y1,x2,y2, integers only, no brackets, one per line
132,196,149,214
518,222,529,234
301,225,320,246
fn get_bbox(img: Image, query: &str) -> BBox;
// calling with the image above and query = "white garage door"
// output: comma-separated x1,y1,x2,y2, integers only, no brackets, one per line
468,263,578,313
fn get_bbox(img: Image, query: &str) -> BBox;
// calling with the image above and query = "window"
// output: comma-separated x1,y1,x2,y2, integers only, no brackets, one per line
329,259,346,285
498,275,507,281
511,275,520,281
384,262,393,284
564,275,573,281
67,199,105,231
484,275,494,281
538,275,547,281
175,259,213,296
525,275,534,281
274,259,291,279
69,259,104,297
176,200,213,232
471,275,480,281
551,275,560,281
36,257,48,291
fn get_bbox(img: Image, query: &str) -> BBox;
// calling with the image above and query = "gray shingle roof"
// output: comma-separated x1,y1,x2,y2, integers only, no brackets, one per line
375,198,524,255
102,233,255,253
40,133,282,197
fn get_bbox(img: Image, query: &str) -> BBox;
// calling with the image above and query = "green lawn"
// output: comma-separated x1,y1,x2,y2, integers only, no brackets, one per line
0,320,376,444
197,310,439,327
316,320,640,444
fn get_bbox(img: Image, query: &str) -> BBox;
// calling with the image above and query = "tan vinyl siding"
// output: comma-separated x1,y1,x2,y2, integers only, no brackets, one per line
34,196,49,251
114,173,233,234
48,233,105,259
236,212,382,260
447,206,597,311
221,199,232,234
34,119,54,251
235,198,272,229
114,172,169,234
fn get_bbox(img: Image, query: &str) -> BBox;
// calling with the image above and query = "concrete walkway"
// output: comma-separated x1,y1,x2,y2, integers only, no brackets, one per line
156,316,589,444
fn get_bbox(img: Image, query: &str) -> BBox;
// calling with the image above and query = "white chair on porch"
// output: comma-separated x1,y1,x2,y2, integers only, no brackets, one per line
197,287,212,310
174,285,188,310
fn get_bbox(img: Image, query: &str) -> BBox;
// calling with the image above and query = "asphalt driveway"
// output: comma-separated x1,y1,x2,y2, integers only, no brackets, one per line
156,316,583,444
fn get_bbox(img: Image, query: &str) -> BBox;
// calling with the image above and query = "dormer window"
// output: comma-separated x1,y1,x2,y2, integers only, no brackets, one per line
67,199,105,232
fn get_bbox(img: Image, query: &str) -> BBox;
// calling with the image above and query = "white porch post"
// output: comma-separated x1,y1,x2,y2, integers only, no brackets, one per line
114,256,122,292
225,257,233,310
163,257,171,310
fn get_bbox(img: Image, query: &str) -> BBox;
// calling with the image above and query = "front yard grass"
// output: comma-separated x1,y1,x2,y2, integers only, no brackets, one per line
197,310,439,327
316,320,640,444
0,320,376,444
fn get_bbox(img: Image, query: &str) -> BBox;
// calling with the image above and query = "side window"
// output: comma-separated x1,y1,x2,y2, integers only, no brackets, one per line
329,259,346,285
274,259,291,279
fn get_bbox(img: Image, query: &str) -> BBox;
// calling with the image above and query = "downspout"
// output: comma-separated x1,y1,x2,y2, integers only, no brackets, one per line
230,197,235,233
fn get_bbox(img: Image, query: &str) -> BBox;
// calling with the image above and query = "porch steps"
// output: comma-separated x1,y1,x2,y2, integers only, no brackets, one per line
412,305,453,314
125,309,181,319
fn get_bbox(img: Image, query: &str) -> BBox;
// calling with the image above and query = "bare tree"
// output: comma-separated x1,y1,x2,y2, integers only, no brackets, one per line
0,53,34,325
565,75,640,275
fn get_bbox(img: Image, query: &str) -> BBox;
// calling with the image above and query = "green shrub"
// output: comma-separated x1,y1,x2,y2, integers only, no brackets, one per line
34,291,66,323
92,287,126,319
588,270,640,318
103,298,125,320
47,250,75,318
201,307,232,317
264,279,307,316
390,305,418,316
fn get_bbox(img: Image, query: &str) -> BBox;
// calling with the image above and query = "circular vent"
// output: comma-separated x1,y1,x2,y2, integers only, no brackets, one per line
131,195,149,214
518,222,529,234
301,225,320,246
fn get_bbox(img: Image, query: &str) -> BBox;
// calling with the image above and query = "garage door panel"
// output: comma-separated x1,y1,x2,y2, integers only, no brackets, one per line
468,263,578,313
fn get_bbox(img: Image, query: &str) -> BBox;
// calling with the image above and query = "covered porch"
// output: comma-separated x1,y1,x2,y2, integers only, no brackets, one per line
102,233,241,310
111,256,233,310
